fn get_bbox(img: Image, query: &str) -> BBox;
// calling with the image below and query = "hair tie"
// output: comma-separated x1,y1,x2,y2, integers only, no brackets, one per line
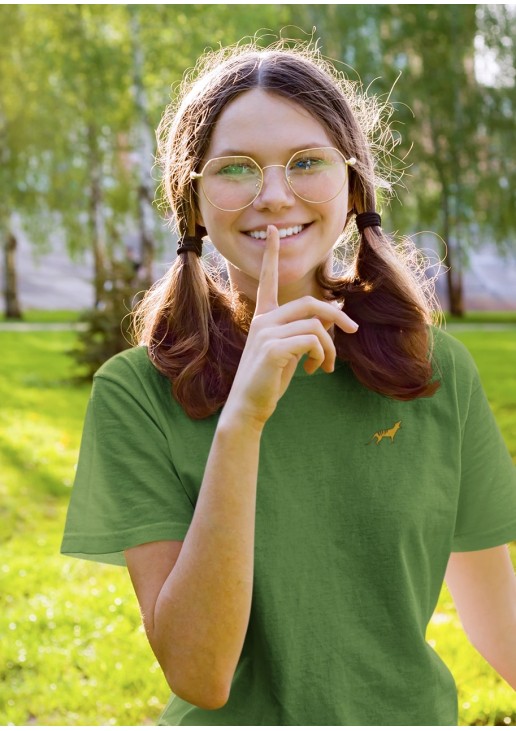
356,212,382,233
177,235,203,257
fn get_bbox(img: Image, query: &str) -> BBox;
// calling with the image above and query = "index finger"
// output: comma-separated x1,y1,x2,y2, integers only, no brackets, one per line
255,225,280,315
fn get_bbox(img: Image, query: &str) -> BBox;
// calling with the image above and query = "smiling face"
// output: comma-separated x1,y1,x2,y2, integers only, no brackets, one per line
195,89,351,306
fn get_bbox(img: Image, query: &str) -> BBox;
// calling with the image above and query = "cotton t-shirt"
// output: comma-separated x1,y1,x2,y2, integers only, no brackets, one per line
61,326,516,725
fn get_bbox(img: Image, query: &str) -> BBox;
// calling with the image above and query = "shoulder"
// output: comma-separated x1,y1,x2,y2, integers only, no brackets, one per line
92,346,170,405
429,325,480,394
95,345,162,384
429,325,475,368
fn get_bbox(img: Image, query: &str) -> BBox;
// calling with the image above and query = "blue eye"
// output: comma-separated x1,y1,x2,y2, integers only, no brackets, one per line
290,156,327,173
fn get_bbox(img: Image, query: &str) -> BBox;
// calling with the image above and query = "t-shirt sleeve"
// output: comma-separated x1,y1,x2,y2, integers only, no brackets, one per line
451,358,516,552
61,355,194,566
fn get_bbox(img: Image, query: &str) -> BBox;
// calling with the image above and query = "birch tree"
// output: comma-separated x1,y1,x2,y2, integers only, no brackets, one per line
128,5,156,290
0,6,48,318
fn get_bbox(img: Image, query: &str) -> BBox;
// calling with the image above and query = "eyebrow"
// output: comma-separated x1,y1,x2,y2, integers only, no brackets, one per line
212,143,331,158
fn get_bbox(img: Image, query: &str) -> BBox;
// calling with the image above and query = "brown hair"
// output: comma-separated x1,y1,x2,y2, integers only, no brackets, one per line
133,40,441,419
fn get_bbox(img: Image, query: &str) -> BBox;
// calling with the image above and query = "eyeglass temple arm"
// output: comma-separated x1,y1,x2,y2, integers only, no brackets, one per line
190,171,203,180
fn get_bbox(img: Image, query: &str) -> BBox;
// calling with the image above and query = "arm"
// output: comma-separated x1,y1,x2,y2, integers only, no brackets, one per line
125,413,263,711
445,544,516,689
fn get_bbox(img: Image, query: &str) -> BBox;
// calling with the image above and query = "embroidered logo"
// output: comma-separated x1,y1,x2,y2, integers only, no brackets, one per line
366,420,402,445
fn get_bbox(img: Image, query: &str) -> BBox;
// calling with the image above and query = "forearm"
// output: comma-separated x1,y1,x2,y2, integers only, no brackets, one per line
472,616,516,690
446,546,516,692
152,409,263,708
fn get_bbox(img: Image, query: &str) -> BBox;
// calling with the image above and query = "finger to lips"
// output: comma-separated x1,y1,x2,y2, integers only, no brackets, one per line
256,225,280,315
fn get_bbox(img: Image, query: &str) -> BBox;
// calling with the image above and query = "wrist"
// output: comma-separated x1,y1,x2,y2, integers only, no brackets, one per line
217,404,266,437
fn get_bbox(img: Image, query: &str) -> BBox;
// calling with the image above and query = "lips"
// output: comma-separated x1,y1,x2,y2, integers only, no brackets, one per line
245,223,310,240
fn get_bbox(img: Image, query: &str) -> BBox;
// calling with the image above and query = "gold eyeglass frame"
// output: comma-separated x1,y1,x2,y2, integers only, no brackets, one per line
190,146,357,212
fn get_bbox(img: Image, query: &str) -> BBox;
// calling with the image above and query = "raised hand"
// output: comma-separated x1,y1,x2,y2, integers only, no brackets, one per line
223,225,359,428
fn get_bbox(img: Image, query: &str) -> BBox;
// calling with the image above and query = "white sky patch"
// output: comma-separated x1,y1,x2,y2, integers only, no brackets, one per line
474,4,515,88
474,33,513,87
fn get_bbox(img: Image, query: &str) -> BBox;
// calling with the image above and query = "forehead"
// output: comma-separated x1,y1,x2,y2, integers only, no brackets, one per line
205,88,335,159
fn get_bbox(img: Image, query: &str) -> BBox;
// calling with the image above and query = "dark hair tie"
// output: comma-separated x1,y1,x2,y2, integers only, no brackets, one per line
177,235,203,257
356,212,382,233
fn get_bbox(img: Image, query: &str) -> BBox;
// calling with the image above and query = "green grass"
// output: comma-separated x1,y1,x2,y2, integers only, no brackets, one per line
0,329,515,725
0,332,170,724
2,308,516,326
0,309,81,323
442,311,516,325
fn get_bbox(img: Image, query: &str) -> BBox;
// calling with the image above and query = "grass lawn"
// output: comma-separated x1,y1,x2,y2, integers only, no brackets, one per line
442,311,516,325
0,309,82,324
0,332,169,725
2,308,516,325
0,328,515,725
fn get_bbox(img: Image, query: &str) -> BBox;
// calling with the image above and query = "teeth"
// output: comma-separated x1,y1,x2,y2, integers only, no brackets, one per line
248,224,305,240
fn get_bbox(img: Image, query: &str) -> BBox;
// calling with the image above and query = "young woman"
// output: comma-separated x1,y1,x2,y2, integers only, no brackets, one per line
62,42,516,725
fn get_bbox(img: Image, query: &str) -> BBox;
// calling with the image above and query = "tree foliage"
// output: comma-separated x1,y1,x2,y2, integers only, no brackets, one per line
1,4,514,321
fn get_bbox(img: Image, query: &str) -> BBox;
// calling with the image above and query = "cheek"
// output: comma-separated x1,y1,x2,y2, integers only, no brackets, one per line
320,199,348,236
196,194,227,233
198,208,242,254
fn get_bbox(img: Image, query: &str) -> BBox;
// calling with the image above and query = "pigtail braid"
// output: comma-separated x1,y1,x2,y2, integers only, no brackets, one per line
320,224,439,400
133,227,250,419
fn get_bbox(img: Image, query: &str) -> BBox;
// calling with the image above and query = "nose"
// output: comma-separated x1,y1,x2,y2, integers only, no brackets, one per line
252,165,296,212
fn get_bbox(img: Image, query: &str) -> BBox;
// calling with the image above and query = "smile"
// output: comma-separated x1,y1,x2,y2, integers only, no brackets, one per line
246,224,308,240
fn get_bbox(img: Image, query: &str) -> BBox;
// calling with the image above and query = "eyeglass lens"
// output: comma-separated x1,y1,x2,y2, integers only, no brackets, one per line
199,148,348,211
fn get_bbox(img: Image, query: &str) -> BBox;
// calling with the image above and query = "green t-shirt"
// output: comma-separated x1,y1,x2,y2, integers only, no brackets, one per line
61,327,516,725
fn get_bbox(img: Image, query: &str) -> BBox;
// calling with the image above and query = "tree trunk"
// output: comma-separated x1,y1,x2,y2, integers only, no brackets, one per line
442,193,464,317
136,183,154,290
447,255,464,317
3,230,22,319
129,5,155,291
88,123,107,308
448,9,465,318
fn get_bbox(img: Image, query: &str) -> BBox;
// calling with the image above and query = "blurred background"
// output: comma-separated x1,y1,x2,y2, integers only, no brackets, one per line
0,3,515,321
1,4,515,726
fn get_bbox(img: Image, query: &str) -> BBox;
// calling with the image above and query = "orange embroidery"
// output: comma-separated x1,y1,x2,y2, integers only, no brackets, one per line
366,420,402,445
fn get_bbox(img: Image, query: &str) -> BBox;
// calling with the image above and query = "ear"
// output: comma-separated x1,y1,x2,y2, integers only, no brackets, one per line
188,184,205,228
347,191,356,216
191,197,206,232
195,214,208,240
196,222,208,239
344,194,356,228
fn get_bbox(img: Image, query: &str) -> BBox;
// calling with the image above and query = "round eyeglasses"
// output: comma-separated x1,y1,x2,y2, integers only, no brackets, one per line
190,147,356,212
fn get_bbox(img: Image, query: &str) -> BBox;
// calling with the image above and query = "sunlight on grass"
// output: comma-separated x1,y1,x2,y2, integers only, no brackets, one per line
1,540,169,724
0,332,170,724
0,329,515,724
